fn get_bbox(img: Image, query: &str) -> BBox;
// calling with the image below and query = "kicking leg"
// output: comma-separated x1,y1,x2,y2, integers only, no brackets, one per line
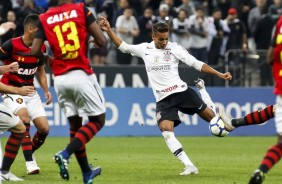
195,79,216,114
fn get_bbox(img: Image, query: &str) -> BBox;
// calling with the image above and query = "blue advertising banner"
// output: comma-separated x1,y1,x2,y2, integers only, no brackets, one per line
1,87,276,137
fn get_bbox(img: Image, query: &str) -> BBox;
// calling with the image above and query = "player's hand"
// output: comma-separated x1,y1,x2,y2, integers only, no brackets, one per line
8,62,19,73
99,16,110,32
0,22,16,35
44,91,52,105
18,86,35,96
219,72,232,80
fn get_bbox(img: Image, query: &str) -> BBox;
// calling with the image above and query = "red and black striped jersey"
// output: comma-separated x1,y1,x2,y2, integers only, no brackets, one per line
36,3,96,76
0,36,46,87
273,16,282,95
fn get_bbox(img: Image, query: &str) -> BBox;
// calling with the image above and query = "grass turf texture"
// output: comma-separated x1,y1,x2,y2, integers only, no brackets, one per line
1,136,281,184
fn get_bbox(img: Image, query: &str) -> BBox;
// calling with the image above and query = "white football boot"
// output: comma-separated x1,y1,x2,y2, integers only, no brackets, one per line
218,107,235,132
180,165,199,175
26,158,40,175
194,78,205,90
1,172,24,181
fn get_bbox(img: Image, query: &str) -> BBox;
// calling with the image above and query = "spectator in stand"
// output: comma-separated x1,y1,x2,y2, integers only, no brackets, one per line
268,0,282,22
177,0,195,17
188,6,209,63
1,10,19,44
135,7,155,44
89,16,109,65
208,8,227,66
231,0,255,40
223,8,248,59
155,4,173,28
0,0,12,23
171,9,190,50
162,0,178,17
215,0,231,19
248,0,267,50
16,0,45,38
112,0,137,27
115,7,139,64
253,9,274,86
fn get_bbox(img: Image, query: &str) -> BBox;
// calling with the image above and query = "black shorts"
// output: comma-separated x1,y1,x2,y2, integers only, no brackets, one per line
156,87,207,127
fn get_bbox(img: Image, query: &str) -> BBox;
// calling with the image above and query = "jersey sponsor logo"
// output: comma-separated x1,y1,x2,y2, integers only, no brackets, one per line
146,65,171,72
156,85,178,94
47,10,78,24
16,98,23,104
18,68,38,75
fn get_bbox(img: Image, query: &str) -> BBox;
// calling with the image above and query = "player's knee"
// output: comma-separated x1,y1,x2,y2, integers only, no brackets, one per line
39,127,49,135
11,122,26,133
21,116,31,124
89,114,105,128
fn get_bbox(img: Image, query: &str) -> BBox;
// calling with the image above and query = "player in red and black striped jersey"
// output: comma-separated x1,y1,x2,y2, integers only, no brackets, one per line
248,15,282,184
0,14,52,177
31,0,107,183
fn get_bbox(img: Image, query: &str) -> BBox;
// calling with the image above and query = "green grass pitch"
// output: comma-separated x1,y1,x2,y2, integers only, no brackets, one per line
1,136,281,184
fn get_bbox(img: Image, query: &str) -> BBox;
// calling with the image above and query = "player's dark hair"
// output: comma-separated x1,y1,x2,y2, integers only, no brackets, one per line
152,22,169,34
23,14,39,30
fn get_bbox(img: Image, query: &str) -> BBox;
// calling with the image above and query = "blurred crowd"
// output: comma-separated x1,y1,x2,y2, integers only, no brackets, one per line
0,0,280,73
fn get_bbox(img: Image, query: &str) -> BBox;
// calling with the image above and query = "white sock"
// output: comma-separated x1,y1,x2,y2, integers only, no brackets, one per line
198,88,216,114
162,131,194,166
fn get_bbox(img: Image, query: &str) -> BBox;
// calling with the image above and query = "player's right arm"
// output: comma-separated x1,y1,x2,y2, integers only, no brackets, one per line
99,16,143,57
0,83,35,96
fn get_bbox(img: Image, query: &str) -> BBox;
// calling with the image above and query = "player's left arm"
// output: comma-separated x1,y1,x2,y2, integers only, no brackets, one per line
173,43,232,80
31,21,47,63
85,7,106,47
37,64,52,105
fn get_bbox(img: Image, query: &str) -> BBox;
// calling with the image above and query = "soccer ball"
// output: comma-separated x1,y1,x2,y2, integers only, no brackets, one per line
209,116,229,137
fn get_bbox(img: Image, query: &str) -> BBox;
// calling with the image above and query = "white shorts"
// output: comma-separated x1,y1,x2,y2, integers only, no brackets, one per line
54,70,106,117
0,104,20,133
2,92,46,121
275,95,282,135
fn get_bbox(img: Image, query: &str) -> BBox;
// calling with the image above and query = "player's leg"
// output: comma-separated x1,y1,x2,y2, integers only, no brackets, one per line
29,93,49,153
32,116,49,152
158,119,198,175
0,105,25,181
218,105,275,132
248,97,282,184
16,107,41,174
194,78,216,114
54,72,105,182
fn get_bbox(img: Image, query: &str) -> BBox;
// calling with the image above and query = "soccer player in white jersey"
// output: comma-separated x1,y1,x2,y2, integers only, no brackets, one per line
0,62,35,181
99,18,233,175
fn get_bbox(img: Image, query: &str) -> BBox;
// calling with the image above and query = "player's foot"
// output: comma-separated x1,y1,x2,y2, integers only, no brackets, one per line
83,165,102,184
194,78,205,90
180,165,199,175
218,107,235,132
249,169,265,184
1,172,24,181
26,160,40,175
54,151,69,181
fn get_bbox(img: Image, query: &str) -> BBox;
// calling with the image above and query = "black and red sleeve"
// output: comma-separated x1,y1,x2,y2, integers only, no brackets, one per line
0,39,13,60
84,6,96,27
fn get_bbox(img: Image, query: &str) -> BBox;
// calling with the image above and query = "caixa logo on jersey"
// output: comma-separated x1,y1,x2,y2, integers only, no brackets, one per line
146,65,171,72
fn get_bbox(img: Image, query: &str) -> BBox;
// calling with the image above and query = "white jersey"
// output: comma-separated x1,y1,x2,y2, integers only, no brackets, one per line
118,41,204,102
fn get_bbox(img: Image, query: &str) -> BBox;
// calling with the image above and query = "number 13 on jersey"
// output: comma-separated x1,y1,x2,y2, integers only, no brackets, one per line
53,21,80,60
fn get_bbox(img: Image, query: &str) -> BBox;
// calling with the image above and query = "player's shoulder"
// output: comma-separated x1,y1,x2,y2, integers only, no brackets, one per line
167,42,182,49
